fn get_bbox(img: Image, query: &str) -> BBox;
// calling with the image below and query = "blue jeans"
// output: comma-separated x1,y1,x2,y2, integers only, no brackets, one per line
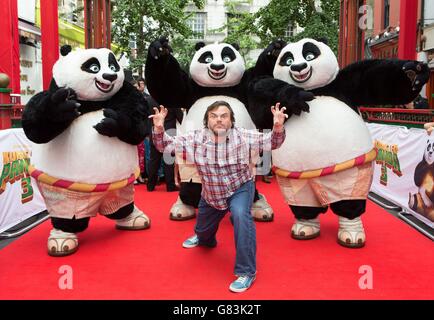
194,180,256,277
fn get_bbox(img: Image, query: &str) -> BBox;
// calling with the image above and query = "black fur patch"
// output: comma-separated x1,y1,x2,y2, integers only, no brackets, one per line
108,53,120,72
60,45,72,56
195,42,206,51
302,42,321,60
198,51,213,64
221,46,236,62
81,57,101,73
279,51,295,66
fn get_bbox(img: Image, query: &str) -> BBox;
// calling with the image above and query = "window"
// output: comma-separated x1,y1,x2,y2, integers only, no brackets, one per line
285,23,295,38
383,0,390,29
187,12,206,40
227,13,242,37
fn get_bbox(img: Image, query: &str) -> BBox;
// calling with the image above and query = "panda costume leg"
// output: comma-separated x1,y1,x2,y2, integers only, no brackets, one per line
330,200,366,248
289,205,326,239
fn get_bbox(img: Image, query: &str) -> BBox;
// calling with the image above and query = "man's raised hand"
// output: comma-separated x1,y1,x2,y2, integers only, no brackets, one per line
271,102,288,131
148,105,168,132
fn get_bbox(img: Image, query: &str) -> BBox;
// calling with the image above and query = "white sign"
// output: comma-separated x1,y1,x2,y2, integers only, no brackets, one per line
0,129,46,233
18,0,36,24
19,43,43,105
367,123,434,228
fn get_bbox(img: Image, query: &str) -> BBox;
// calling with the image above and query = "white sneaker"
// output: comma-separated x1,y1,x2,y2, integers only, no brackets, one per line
116,206,151,230
337,216,365,248
291,218,320,240
47,228,78,257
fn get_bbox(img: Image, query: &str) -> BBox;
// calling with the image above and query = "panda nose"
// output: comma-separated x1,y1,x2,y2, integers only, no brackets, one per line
290,62,308,72
210,64,225,71
102,73,118,82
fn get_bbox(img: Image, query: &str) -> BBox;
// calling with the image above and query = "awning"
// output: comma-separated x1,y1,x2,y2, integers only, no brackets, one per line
18,19,41,41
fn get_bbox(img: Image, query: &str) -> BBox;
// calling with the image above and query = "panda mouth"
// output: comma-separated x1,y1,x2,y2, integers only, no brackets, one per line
290,67,312,83
208,69,227,80
95,80,114,93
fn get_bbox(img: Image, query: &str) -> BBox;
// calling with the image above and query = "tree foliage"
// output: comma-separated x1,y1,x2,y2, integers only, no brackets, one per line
226,0,340,55
111,0,340,75
111,0,204,73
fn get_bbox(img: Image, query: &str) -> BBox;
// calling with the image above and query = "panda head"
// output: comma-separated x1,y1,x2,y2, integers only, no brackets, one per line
52,46,125,101
273,38,339,90
425,137,434,165
189,42,245,87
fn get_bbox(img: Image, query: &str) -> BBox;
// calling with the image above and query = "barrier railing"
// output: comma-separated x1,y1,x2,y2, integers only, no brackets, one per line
360,107,434,128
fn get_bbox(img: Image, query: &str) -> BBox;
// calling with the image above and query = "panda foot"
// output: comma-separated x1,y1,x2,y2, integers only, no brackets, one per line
116,206,151,230
170,197,196,221
47,229,78,257
337,217,365,248
291,218,320,239
251,194,274,222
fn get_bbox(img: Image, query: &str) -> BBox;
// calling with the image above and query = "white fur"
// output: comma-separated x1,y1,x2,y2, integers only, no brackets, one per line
52,48,125,101
272,96,373,172
179,96,255,134
273,38,339,90
189,43,245,87
31,111,138,183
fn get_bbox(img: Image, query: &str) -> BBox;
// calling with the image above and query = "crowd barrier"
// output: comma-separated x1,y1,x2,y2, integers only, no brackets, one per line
0,128,46,234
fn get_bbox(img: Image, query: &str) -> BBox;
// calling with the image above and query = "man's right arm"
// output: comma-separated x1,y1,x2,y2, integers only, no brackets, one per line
152,127,196,155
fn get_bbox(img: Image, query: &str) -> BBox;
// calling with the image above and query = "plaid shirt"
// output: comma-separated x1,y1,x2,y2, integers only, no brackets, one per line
152,127,285,210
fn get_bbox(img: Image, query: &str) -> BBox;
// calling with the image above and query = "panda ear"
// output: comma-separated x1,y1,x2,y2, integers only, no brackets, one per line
60,45,72,56
315,37,329,45
195,42,206,51
231,43,240,51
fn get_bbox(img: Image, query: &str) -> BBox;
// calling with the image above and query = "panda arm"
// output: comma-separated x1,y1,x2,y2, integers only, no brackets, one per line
312,59,428,109
247,39,287,79
103,81,147,145
247,76,313,129
22,91,78,143
239,40,287,100
144,51,191,109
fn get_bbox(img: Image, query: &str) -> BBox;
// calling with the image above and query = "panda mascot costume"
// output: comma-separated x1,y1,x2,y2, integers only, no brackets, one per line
249,38,429,247
22,46,151,257
409,135,434,222
145,37,284,221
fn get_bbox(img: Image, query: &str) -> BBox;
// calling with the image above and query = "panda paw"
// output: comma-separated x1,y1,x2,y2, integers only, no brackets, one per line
48,87,80,123
278,86,314,116
149,37,173,60
94,109,120,137
402,61,429,92
265,39,287,59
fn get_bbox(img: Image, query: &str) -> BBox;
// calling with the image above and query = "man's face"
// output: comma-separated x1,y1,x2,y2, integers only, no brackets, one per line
207,106,233,135
138,81,145,92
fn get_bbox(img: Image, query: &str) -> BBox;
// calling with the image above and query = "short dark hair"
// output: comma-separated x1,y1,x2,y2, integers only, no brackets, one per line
203,100,235,128
138,78,146,85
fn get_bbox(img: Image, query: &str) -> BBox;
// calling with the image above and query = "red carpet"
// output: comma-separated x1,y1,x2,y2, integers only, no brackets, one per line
0,179,433,300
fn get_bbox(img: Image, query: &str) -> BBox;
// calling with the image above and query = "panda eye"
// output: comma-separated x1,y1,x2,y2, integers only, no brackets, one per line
109,64,118,72
305,53,316,61
286,58,294,66
223,56,232,63
89,64,100,73
205,56,213,63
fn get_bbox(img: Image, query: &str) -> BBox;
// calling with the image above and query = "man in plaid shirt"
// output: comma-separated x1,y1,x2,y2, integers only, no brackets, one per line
151,100,287,292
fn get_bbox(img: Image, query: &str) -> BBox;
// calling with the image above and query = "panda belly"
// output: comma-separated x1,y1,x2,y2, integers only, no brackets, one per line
179,96,256,133
272,96,373,172
31,110,138,184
